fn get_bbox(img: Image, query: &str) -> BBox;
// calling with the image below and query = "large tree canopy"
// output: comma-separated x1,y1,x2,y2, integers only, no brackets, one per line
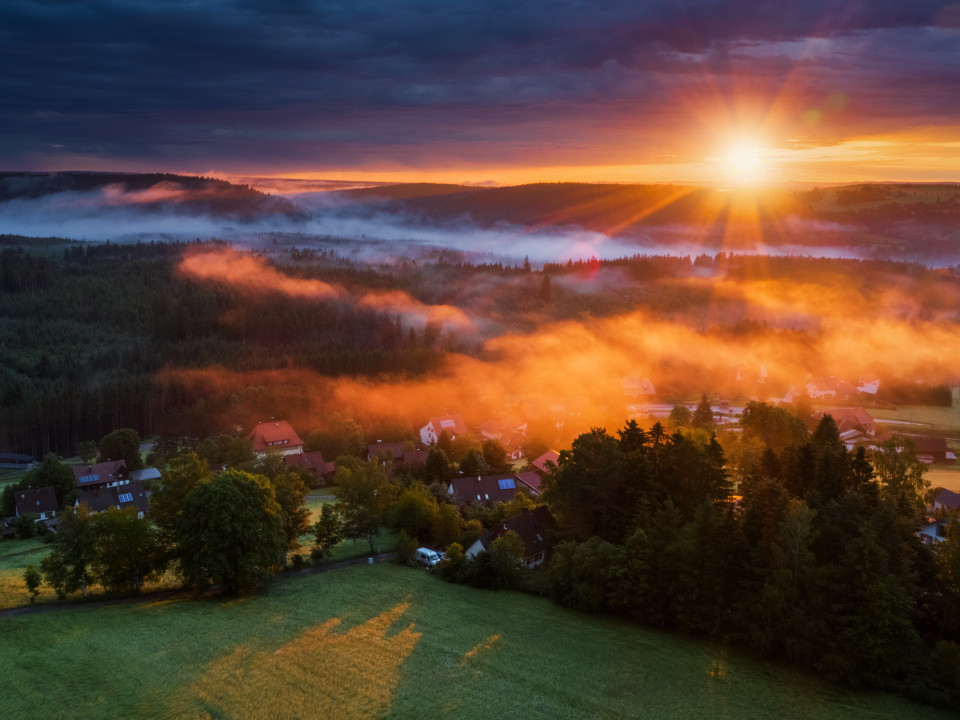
176,469,285,594
99,428,143,470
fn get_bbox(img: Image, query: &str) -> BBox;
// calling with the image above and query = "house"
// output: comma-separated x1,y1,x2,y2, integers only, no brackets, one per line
918,519,949,545
516,471,544,495
813,408,877,436
531,450,560,474
14,486,57,520
932,488,960,513
248,420,304,456
75,480,150,518
448,475,528,505
285,450,336,482
465,506,559,569
402,448,430,465
479,417,528,459
857,378,880,395
879,433,952,463
73,459,129,489
420,414,468,445
129,467,162,484
367,441,406,465
515,450,560,494
1,520,16,540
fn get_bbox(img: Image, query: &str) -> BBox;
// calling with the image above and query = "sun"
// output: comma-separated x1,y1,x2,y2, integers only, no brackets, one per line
719,139,772,187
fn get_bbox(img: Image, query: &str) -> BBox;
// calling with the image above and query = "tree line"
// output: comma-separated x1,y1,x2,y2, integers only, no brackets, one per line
533,411,960,704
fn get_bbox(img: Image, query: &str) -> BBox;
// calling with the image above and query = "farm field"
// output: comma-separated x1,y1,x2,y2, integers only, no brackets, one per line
869,405,960,431
0,563,952,720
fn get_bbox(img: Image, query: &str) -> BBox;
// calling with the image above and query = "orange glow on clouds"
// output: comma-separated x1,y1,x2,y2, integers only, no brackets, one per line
178,247,341,300
358,291,474,332
177,247,476,333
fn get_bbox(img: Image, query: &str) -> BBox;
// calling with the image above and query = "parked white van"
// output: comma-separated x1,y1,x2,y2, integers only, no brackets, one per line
415,547,443,568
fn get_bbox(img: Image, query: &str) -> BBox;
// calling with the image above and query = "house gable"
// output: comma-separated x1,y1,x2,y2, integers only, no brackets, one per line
14,486,58,520
467,506,559,568
420,414,468,445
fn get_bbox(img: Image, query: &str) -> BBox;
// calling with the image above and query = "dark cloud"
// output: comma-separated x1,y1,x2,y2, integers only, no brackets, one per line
1,0,958,173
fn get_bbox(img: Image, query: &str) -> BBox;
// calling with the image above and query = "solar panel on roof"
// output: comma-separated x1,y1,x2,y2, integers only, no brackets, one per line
117,493,133,503
78,474,99,484
498,478,515,490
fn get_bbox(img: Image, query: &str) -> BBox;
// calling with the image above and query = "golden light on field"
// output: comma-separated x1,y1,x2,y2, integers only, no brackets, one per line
193,602,420,719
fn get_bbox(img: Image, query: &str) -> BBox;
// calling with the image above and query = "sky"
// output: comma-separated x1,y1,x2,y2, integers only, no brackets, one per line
3,0,960,185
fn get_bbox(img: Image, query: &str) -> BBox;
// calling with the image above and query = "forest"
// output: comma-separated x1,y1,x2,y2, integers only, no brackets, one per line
2,233,958,457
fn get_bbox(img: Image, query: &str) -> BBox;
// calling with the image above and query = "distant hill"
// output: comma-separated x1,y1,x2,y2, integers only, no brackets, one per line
335,182,801,235
332,181,960,250
0,172,305,221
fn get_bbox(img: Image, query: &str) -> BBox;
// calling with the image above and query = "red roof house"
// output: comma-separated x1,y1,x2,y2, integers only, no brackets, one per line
73,460,128,489
248,420,304,456
531,450,560,474
516,471,543,495
285,450,335,481
813,408,876,436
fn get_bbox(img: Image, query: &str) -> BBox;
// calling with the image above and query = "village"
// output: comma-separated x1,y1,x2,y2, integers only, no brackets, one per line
5,369,960,565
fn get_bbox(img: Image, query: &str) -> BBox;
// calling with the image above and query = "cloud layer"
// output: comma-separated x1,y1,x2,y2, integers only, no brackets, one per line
3,1,959,178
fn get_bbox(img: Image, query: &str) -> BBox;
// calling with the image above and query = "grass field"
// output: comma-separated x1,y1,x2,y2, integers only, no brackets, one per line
0,515,397,610
0,536,51,609
0,563,951,720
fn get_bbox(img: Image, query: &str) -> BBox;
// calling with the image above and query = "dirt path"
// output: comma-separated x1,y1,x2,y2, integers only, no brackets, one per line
0,551,397,619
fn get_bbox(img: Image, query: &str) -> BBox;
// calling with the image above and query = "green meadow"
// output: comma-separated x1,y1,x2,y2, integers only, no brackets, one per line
1,563,951,720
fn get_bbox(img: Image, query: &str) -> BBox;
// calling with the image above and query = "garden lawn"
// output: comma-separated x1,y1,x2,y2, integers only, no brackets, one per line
1,563,952,720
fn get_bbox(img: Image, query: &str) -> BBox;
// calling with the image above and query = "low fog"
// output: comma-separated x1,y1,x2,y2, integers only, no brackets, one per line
1,181,945,267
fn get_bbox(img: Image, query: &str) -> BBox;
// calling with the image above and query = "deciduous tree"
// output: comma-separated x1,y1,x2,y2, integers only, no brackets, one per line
99,428,143,470
91,507,166,593
334,457,396,554
270,470,311,561
41,506,97,597
176,469,285,594
312,504,344,567
24,564,42,603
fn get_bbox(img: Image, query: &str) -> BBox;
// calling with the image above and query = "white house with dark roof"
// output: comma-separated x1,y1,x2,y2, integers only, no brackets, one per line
14,486,57,520
466,506,559,569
